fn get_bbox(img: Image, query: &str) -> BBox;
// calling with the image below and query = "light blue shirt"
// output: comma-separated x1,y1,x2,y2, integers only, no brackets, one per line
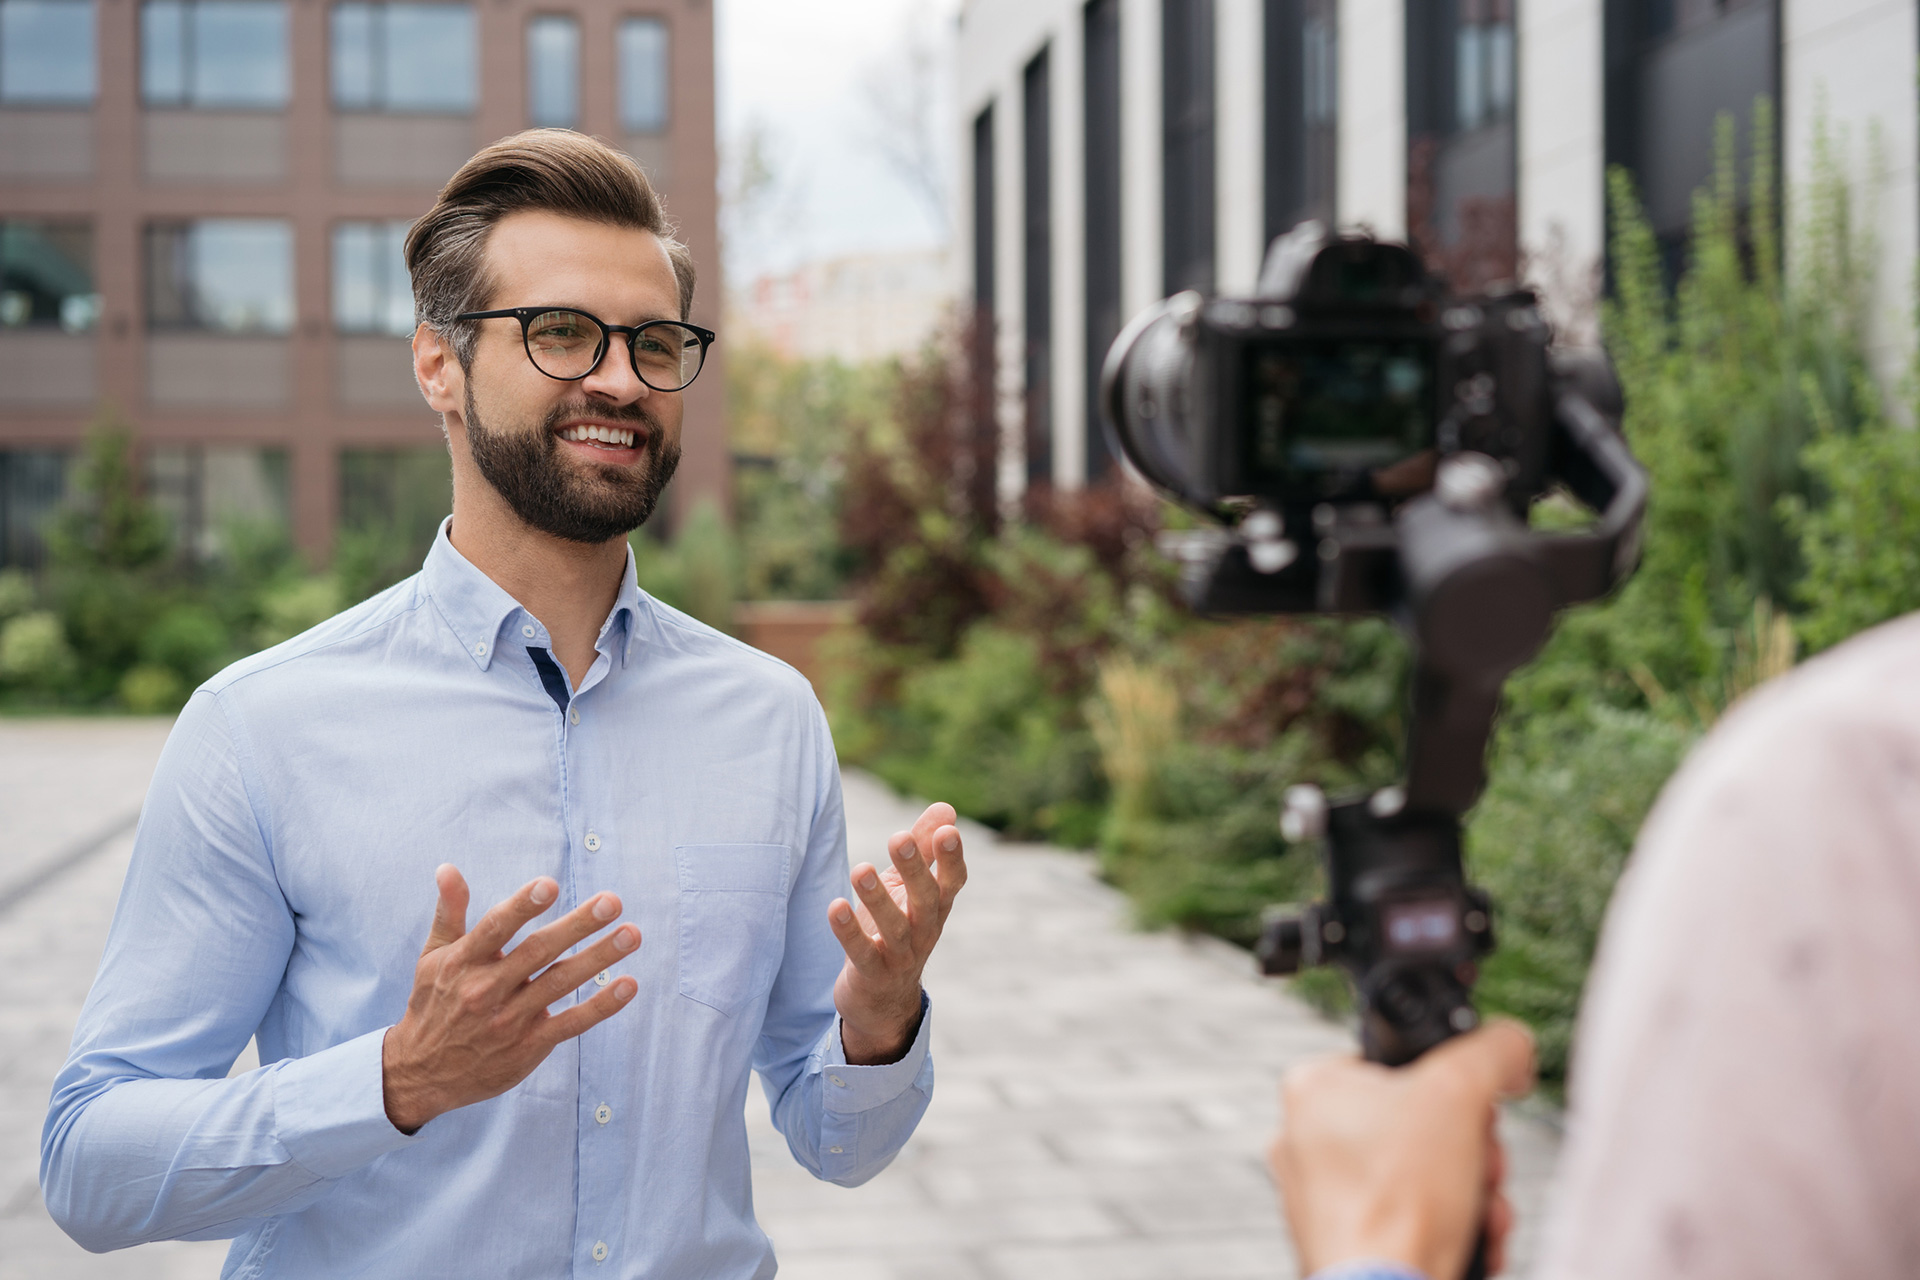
41,525,934,1278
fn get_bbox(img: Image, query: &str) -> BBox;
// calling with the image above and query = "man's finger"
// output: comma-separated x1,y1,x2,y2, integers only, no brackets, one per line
888,831,941,924
850,863,910,947
1423,1018,1537,1102
456,876,562,962
500,892,624,986
422,864,471,955
910,803,957,860
929,824,967,907
827,897,885,971
518,922,641,1008
538,976,638,1045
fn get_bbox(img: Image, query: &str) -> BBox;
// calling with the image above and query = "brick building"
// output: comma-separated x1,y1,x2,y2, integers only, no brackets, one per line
0,0,723,568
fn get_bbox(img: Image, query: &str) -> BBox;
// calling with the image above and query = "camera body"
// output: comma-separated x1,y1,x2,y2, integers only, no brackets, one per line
1101,223,1646,1070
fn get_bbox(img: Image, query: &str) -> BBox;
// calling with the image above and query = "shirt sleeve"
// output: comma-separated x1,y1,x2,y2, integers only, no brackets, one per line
751,698,934,1187
39,690,419,1252
1536,666,1920,1280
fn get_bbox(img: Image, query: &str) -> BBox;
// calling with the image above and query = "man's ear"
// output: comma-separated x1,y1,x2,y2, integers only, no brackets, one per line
413,324,465,416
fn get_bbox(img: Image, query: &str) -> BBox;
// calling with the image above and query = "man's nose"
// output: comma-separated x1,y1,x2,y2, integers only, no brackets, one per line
581,338,649,404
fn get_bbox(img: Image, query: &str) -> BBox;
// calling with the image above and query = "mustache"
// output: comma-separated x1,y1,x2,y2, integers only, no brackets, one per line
540,399,661,434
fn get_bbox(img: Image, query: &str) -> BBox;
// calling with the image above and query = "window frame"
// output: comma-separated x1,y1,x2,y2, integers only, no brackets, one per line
616,13,669,133
0,0,97,106
329,0,478,115
139,0,292,111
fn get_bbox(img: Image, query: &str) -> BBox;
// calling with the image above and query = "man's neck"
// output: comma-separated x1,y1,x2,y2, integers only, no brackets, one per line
448,494,628,691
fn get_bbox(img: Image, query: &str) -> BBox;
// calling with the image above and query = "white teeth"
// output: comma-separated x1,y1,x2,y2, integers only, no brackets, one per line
561,425,637,447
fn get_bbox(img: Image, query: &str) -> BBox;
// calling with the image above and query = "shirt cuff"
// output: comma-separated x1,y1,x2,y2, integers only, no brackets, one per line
816,991,933,1114
272,1026,423,1179
1307,1262,1431,1280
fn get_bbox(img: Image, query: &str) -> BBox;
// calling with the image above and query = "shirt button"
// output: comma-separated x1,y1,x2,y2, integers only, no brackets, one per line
569,705,580,725
521,623,536,638
592,1241,609,1262
829,1145,844,1154
595,1103,612,1125
829,1074,847,1088
595,969,610,987
472,641,487,656
584,832,601,852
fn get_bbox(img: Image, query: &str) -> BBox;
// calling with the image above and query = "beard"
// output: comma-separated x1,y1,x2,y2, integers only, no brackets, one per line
464,384,682,545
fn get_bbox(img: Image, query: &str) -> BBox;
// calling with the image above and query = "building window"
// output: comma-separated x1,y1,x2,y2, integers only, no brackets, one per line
146,219,294,333
1022,46,1051,488
617,15,667,132
1162,0,1216,296
1083,0,1120,482
0,450,67,570
331,2,475,113
527,13,579,128
1604,0,1779,256
333,220,413,336
141,0,290,109
0,0,95,104
147,446,289,560
1406,0,1516,291
340,446,452,575
1264,0,1337,243
1,221,98,332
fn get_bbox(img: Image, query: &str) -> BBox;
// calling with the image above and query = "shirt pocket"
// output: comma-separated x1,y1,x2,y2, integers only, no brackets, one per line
674,843,793,1017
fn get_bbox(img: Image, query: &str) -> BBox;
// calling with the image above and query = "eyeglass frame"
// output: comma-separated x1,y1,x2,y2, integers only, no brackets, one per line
454,306,718,392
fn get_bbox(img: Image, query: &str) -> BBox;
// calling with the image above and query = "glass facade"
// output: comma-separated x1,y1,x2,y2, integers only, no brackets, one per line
526,12,578,128
1,221,98,332
0,0,94,103
1022,46,1051,487
1161,0,1215,296
617,15,667,133
1265,0,1337,243
146,219,295,333
1406,0,1517,291
332,221,413,335
141,0,290,109
146,445,289,560
1082,0,1120,482
330,1,476,113
0,449,66,570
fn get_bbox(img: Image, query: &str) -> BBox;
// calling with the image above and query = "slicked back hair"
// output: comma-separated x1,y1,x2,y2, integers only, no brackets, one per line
405,128,695,368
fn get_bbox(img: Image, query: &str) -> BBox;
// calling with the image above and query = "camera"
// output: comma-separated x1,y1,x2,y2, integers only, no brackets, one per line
1100,222,1647,1067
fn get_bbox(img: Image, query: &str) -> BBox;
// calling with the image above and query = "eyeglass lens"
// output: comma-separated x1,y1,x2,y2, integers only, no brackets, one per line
524,310,705,389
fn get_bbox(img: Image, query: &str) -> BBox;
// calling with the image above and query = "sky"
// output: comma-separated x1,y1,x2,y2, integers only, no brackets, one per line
714,0,959,286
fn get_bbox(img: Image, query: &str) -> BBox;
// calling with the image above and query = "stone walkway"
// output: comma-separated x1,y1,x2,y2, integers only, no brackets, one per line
0,719,1560,1279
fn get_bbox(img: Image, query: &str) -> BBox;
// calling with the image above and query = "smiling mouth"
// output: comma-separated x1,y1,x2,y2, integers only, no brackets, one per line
557,423,643,450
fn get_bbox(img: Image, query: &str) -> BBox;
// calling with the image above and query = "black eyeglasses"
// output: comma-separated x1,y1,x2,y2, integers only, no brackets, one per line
456,306,717,391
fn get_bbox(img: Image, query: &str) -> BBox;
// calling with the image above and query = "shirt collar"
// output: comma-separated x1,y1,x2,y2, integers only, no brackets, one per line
422,518,645,672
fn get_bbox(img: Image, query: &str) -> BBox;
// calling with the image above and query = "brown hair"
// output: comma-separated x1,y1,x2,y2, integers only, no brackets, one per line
405,128,696,366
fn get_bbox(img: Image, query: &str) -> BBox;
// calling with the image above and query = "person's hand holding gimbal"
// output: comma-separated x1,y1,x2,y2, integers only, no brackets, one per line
1270,1021,1537,1280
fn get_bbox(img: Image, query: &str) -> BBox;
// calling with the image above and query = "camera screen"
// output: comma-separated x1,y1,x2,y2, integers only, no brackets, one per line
1243,339,1434,493
1382,899,1460,953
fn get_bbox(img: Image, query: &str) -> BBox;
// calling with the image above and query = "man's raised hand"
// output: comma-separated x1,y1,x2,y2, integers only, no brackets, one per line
828,802,968,1065
381,864,640,1133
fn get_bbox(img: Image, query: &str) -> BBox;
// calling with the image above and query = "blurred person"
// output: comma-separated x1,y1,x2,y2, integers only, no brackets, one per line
40,130,967,1277
1269,611,1920,1280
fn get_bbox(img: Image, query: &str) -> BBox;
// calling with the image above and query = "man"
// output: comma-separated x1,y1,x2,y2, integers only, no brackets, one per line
41,130,966,1277
1270,609,1920,1280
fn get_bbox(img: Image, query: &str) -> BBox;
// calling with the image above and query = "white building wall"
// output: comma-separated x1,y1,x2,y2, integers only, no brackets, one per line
1337,0,1404,237
1216,0,1266,293
1518,0,1606,343
1120,0,1164,320
1783,0,1918,406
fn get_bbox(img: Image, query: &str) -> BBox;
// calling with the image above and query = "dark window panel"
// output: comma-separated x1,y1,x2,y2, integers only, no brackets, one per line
1162,0,1216,296
1264,0,1337,246
0,450,68,571
0,220,97,331
339,446,453,576
1083,0,1121,482
1023,47,1052,488
971,103,998,516
1405,0,1516,292
147,446,290,561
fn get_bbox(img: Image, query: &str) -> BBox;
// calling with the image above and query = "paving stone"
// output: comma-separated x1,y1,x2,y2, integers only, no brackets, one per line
0,720,1565,1279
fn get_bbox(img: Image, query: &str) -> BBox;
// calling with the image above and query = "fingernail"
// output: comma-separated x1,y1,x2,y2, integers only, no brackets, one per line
593,895,618,921
859,871,879,891
942,835,959,853
899,841,918,861
616,980,636,1001
832,902,854,923
530,880,556,905
616,926,638,951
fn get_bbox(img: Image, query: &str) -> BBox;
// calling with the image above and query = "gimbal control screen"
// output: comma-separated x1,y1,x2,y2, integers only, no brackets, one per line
1382,899,1460,954
1243,338,1434,493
